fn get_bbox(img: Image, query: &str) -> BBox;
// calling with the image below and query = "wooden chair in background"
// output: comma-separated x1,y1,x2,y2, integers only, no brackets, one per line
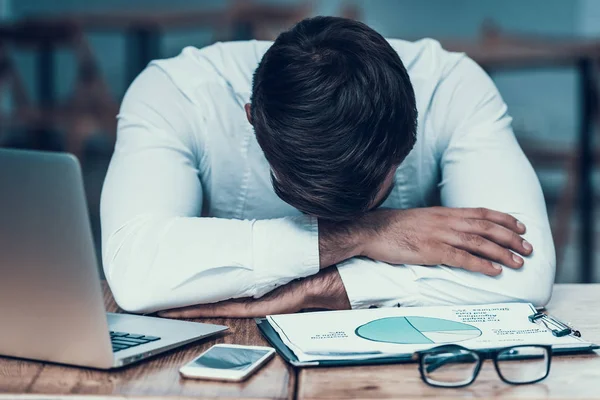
0,18,118,159
0,41,34,146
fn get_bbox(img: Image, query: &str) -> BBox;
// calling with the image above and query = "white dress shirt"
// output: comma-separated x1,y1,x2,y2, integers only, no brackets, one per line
100,39,555,314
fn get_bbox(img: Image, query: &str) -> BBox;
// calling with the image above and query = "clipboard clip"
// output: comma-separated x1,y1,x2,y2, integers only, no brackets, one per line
528,312,581,338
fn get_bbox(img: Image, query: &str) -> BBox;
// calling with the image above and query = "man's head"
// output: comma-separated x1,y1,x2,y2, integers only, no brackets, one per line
249,16,417,221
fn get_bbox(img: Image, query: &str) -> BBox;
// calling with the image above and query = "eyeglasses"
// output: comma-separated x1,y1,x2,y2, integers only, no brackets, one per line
414,344,552,388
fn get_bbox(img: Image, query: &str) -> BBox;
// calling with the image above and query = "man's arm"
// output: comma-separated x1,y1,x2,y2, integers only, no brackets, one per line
161,205,531,318
102,64,321,314
319,207,530,276
159,267,350,318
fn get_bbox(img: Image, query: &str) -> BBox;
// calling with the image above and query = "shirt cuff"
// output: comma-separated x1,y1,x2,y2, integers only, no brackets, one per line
251,216,320,297
336,258,422,309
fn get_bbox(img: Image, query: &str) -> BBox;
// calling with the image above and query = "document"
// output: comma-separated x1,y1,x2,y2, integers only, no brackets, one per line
266,303,592,362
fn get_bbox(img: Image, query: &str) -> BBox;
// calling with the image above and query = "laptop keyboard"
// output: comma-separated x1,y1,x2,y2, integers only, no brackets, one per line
110,331,161,353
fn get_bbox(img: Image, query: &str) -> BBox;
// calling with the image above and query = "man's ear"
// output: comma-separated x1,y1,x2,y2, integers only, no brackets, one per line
244,103,253,125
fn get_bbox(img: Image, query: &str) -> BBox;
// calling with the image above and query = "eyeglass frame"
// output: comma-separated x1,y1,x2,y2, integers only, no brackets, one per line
413,344,553,388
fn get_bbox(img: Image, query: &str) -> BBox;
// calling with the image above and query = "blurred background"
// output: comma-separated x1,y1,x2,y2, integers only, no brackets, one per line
0,0,598,283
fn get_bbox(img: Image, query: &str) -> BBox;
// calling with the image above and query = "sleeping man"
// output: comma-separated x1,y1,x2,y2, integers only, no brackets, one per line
100,17,555,318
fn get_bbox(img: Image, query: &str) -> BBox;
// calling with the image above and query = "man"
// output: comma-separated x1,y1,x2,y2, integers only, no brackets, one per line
100,17,555,318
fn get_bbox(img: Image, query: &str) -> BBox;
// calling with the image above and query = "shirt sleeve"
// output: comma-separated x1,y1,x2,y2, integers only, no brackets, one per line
337,56,556,309
100,65,319,314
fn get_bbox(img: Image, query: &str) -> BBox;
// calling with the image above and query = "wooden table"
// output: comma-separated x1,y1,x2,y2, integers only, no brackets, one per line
1,284,599,399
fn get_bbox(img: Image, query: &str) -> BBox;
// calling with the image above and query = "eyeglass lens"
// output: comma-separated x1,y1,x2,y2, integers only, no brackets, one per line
495,346,549,384
421,347,480,387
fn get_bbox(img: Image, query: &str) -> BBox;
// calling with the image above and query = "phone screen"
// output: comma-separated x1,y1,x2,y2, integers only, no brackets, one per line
192,346,271,371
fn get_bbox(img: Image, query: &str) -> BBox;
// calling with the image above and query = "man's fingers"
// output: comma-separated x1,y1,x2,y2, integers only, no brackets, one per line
444,231,523,269
454,218,533,257
440,245,501,276
465,208,524,233
438,207,525,234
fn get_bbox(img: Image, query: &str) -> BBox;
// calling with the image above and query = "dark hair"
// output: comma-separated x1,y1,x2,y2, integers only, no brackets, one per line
250,16,417,221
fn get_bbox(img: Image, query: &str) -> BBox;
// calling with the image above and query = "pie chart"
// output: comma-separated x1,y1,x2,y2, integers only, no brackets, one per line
355,316,482,344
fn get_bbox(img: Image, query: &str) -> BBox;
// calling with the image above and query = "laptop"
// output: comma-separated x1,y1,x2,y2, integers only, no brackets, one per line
0,148,228,369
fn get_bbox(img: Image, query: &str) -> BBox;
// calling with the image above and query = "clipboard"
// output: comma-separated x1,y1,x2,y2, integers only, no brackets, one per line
256,305,599,368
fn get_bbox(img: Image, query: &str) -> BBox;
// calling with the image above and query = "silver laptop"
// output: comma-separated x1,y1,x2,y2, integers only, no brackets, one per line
0,148,228,369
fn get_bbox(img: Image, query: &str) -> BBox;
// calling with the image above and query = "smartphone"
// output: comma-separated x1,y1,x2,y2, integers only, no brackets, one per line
179,344,276,382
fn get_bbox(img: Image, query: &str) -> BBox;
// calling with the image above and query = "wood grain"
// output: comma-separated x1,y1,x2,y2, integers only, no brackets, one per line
3,284,599,399
297,284,600,400
0,282,296,399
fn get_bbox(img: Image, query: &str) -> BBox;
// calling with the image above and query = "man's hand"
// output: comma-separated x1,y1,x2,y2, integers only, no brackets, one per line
157,267,350,319
320,207,532,277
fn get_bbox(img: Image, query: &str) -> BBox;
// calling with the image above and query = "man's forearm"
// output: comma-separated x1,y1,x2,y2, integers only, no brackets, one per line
318,219,363,268
160,207,533,318
318,213,383,267
158,266,351,318
304,267,351,310
320,207,531,277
